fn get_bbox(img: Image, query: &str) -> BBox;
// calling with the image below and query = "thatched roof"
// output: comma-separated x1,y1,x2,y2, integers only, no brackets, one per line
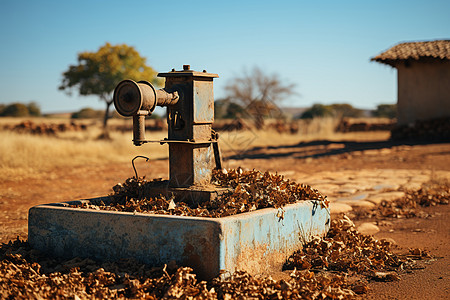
371,40,450,67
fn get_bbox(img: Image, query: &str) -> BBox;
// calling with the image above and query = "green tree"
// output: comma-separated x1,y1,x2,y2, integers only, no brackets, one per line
27,102,41,116
214,98,245,119
300,104,333,119
329,103,362,118
59,42,163,136
373,104,397,119
71,107,104,119
0,103,29,117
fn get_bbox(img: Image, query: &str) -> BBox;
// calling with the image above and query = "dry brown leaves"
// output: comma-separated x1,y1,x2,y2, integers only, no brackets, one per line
283,214,434,294
211,269,361,299
1,214,433,299
0,238,213,299
76,168,328,218
360,179,449,219
0,237,361,299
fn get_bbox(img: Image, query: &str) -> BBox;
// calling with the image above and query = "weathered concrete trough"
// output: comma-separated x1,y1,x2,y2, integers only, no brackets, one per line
29,198,330,279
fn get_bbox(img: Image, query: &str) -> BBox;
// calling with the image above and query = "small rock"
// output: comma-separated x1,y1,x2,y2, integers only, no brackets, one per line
350,193,369,201
279,170,295,177
363,149,379,156
377,220,393,227
372,184,400,191
357,222,380,235
329,202,353,214
311,184,340,195
401,182,422,191
379,148,391,155
337,188,357,194
337,199,375,209
373,271,400,281
381,237,397,245
367,191,405,205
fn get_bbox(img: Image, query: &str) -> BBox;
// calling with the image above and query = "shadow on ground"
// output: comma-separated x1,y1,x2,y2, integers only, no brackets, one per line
226,139,450,161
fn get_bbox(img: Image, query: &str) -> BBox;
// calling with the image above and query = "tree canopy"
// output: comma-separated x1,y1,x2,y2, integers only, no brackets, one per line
224,67,296,129
300,104,334,119
59,42,163,133
373,104,397,119
300,103,363,119
214,99,245,119
0,102,41,117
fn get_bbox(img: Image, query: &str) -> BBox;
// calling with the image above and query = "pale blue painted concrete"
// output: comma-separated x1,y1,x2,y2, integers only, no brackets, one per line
29,199,330,279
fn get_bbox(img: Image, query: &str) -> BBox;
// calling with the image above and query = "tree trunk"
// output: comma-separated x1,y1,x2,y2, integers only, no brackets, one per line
103,100,112,129
99,99,113,140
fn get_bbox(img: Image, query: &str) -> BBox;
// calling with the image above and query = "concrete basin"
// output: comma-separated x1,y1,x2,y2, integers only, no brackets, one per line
29,198,330,279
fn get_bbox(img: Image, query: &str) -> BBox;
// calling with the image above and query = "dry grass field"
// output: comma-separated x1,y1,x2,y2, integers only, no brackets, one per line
0,117,169,181
0,116,389,181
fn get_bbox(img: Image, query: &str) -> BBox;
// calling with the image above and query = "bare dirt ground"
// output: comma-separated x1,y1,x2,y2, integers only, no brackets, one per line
1,138,449,299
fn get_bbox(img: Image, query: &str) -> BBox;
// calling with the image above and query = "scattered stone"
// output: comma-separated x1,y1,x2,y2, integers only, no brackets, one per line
337,188,357,194
382,238,397,246
357,222,380,235
310,184,340,195
337,199,376,209
362,149,379,156
349,193,369,201
367,191,406,205
329,202,353,214
401,182,422,191
278,170,295,177
372,271,400,281
372,183,400,191
377,220,394,227
379,148,392,155
411,174,431,183
326,143,345,150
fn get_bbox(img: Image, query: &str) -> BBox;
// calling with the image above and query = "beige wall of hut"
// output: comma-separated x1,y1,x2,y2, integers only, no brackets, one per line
396,60,450,125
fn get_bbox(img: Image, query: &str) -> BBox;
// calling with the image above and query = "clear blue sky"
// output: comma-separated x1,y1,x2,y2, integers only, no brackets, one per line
0,0,449,113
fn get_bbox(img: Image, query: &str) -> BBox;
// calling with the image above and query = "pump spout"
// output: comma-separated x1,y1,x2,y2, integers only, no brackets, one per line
113,80,179,117
113,79,180,145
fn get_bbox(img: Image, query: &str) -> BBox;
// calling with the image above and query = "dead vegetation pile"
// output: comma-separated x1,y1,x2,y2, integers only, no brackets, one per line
284,216,430,287
76,168,328,218
390,117,450,141
1,215,431,299
357,179,449,219
212,119,300,134
335,118,395,133
4,120,87,135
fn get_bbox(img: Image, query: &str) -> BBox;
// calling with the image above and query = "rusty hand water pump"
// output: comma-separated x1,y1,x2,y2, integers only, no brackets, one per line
113,65,221,190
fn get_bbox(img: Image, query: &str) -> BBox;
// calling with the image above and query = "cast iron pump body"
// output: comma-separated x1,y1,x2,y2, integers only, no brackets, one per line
113,65,219,188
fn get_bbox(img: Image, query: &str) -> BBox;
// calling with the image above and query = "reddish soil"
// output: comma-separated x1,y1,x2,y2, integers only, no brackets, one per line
1,139,449,299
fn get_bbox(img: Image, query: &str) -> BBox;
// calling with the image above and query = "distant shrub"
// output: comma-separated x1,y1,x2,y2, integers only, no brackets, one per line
0,103,30,117
215,99,245,119
373,104,397,119
0,102,41,117
328,103,363,118
300,103,363,119
300,104,333,119
71,107,104,119
27,102,41,116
